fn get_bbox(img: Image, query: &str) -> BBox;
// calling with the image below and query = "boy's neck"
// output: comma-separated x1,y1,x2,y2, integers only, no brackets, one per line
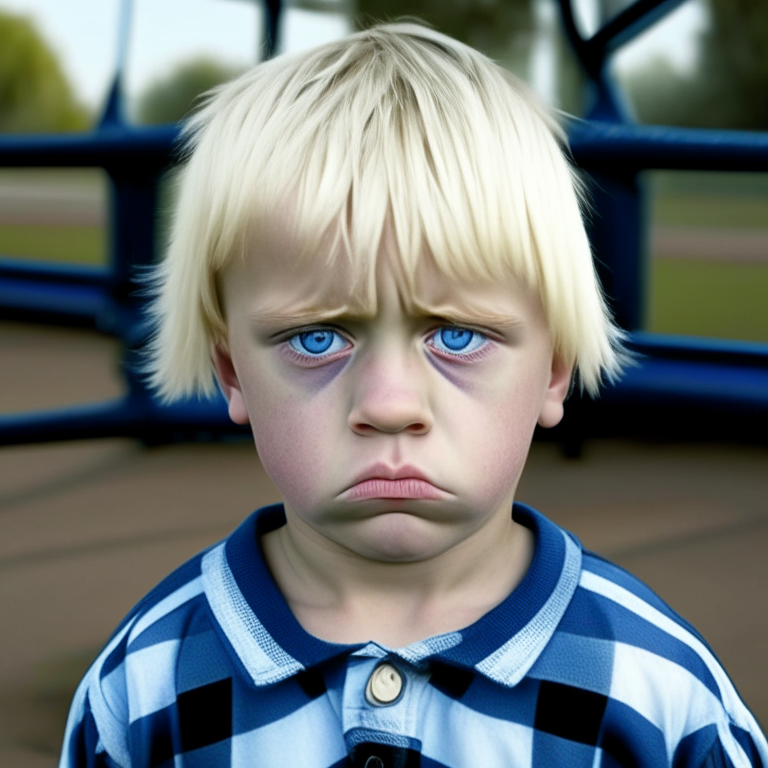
260,506,534,648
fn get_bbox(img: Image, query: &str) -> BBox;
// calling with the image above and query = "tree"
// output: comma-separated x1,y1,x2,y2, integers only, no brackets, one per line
697,0,768,129
622,56,700,127
623,0,768,130
135,58,243,125
0,10,89,133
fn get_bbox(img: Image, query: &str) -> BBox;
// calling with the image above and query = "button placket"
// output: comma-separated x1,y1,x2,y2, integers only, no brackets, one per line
342,653,427,766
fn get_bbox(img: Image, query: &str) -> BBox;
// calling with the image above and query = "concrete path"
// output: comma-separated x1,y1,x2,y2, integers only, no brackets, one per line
1,321,767,767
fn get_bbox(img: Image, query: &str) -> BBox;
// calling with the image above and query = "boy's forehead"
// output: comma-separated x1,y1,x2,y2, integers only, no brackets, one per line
222,243,541,330
217,207,544,322
411,257,541,327
221,241,370,321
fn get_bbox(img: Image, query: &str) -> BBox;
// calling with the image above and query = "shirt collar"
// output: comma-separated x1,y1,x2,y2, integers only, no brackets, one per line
203,502,581,688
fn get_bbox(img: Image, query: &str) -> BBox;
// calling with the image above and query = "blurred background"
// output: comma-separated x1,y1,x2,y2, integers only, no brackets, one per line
0,1,767,765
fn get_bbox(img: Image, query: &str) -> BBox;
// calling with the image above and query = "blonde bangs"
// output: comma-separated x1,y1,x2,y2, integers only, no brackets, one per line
146,22,626,401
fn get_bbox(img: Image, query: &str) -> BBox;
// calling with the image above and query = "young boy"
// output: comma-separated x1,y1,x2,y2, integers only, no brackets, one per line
60,23,766,768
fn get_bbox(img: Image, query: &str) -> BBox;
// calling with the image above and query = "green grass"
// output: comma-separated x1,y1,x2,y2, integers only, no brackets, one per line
650,171,768,229
649,259,768,342
0,168,105,189
0,224,105,265
653,195,768,229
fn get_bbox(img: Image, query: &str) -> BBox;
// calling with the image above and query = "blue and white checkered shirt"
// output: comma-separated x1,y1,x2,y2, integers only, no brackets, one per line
59,503,767,768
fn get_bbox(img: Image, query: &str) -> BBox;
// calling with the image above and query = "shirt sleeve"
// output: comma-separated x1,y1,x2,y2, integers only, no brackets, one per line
696,732,766,768
58,622,135,768
667,699,768,768
59,687,122,768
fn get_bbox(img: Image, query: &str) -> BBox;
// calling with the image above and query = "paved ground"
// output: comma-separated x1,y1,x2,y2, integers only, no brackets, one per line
1,321,767,767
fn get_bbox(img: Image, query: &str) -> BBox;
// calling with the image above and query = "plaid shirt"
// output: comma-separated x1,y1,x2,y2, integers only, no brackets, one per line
59,503,767,768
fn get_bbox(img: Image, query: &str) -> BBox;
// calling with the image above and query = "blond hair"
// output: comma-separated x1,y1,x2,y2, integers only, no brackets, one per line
147,22,625,400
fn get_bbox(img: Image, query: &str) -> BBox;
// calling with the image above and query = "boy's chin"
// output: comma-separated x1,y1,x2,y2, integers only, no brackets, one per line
341,512,460,564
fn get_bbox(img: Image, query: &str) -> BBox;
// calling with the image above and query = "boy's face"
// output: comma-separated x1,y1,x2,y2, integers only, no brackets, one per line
215,232,571,564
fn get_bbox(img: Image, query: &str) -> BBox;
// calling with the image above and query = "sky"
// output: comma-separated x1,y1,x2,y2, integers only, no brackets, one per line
0,0,350,110
0,0,707,113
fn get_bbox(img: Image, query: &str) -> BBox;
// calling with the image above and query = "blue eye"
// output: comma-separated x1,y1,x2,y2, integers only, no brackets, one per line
440,328,472,350
429,326,487,356
289,329,349,357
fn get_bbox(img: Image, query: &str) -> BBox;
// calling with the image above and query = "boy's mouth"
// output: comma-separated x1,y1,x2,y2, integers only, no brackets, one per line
341,464,447,501
345,478,445,501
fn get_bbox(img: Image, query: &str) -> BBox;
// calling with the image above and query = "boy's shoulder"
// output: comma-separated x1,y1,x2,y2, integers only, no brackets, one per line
109,544,210,642
62,545,218,765
531,545,764,764
89,502,289,668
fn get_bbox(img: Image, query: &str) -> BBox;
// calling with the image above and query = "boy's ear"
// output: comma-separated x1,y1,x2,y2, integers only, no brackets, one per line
537,354,573,429
212,346,250,426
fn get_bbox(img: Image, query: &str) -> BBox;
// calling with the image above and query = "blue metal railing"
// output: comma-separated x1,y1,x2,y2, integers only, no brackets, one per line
1,0,767,446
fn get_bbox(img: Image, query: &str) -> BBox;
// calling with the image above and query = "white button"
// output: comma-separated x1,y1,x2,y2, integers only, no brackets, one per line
365,663,403,705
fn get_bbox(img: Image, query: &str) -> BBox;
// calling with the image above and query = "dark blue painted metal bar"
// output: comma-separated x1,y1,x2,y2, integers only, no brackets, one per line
615,334,768,411
556,0,687,78
0,124,177,168
629,331,768,367
586,0,688,67
0,391,245,446
569,121,768,172
0,257,107,285
0,258,108,324
607,358,768,409
555,0,687,120
264,0,282,58
7,120,766,175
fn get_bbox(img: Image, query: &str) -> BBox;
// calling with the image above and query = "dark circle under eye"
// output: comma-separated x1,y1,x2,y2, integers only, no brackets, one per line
300,331,334,354
440,327,473,351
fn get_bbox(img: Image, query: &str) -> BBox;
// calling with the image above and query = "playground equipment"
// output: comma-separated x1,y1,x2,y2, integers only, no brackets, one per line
1,0,767,446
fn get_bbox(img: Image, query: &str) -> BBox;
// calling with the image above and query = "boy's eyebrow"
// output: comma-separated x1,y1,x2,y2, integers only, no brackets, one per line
414,302,527,329
248,304,528,329
247,305,374,327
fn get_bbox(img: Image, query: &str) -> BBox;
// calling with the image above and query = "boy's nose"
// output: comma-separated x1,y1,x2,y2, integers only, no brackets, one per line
348,355,433,436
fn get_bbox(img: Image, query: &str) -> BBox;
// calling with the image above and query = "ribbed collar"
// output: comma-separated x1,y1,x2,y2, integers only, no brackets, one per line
202,502,581,689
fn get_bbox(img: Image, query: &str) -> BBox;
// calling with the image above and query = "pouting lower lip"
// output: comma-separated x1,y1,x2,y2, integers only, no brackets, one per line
345,478,445,501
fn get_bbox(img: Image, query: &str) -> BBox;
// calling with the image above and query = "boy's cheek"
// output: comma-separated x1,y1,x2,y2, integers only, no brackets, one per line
459,411,534,488
235,356,352,506
249,395,337,507
447,377,544,480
